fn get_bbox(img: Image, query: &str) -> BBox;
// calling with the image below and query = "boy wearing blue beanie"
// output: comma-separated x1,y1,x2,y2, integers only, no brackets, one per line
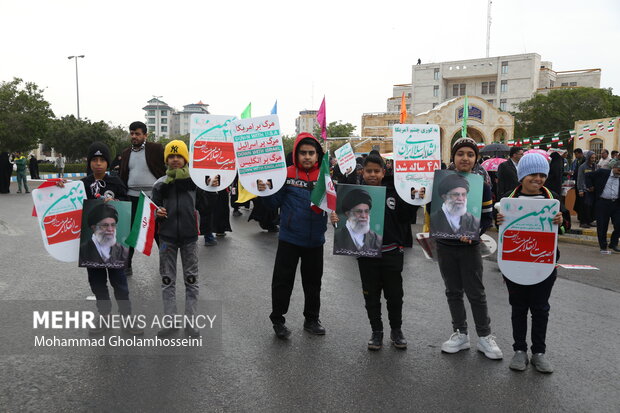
497,152,570,373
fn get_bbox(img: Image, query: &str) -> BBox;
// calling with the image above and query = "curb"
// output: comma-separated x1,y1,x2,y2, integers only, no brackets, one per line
10,173,87,182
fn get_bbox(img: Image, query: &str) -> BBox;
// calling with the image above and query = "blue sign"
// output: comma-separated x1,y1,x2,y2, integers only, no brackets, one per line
457,105,482,122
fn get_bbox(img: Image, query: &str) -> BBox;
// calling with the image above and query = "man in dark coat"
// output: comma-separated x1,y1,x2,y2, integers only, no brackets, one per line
496,146,523,197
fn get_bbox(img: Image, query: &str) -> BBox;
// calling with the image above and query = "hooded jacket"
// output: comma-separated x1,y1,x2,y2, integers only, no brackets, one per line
152,176,199,244
263,133,327,247
577,151,597,192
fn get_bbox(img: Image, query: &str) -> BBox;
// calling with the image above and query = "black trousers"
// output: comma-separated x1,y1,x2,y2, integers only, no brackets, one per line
87,267,131,315
358,250,404,332
127,195,159,268
504,272,556,354
270,240,323,325
595,198,620,250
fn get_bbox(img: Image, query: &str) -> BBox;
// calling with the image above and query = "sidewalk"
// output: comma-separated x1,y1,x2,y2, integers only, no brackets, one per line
10,173,87,182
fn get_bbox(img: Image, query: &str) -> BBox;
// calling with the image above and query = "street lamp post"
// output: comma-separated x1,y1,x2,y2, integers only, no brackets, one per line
67,55,85,119
153,95,163,141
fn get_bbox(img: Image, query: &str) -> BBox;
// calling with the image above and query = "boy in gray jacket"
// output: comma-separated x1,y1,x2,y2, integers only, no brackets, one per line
152,140,201,337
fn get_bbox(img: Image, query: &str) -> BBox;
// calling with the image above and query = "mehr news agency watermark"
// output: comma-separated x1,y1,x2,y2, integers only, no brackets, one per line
32,311,216,348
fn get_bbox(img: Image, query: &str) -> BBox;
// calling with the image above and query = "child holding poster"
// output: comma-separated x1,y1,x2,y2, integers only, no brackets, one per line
152,140,201,338
430,138,502,360
56,142,142,335
497,152,569,373
330,152,417,350
257,133,328,340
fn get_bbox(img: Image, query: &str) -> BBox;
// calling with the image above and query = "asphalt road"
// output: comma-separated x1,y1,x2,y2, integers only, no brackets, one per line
1,182,619,412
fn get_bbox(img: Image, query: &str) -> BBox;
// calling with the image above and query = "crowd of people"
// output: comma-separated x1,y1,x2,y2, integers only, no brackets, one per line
5,122,618,375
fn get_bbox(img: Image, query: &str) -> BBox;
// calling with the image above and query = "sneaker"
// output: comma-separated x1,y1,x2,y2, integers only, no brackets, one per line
89,314,109,335
610,246,620,253
232,210,242,217
185,326,200,337
123,326,144,335
477,335,503,360
367,331,383,351
390,328,407,349
125,267,133,277
204,239,218,246
273,323,291,340
303,319,326,335
509,350,529,371
600,249,612,255
157,327,179,337
441,330,470,353
531,353,554,373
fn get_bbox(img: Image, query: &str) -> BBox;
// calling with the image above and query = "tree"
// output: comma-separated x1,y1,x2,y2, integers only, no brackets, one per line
513,87,620,138
0,78,54,152
313,121,356,139
42,116,113,161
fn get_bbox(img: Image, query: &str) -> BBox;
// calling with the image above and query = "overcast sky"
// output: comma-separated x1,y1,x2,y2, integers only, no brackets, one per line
2,0,618,137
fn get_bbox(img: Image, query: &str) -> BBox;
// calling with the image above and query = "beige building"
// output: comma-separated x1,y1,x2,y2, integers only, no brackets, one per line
573,116,619,157
410,53,601,115
295,110,319,135
143,98,175,139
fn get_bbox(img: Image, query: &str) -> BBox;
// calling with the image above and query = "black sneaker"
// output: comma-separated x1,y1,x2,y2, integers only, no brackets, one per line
157,327,179,337
610,245,620,253
390,328,407,349
185,326,200,337
367,331,383,351
273,323,291,340
303,319,326,335
125,267,133,277
123,326,144,335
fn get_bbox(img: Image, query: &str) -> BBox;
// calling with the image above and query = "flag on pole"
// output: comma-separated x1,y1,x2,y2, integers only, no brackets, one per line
271,100,278,115
461,95,468,138
310,150,337,213
125,192,158,256
317,96,327,140
241,103,252,119
399,92,407,124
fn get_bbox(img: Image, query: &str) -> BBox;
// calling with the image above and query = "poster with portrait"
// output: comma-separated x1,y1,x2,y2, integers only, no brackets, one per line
333,184,386,258
334,143,357,177
189,114,238,192
393,124,441,206
429,170,483,241
498,198,559,285
78,199,132,269
230,115,287,197
32,180,86,262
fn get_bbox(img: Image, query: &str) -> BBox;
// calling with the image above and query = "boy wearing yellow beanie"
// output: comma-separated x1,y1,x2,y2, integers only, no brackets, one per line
152,140,203,337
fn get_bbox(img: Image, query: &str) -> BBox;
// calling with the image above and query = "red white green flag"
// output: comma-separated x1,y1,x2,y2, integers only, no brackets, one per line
310,151,337,213
507,140,515,146
125,192,158,256
579,133,584,140
583,125,590,132
589,129,597,136
569,129,575,137
523,138,530,144
533,138,541,144
598,122,605,131
558,141,564,147
552,133,559,142
608,120,615,132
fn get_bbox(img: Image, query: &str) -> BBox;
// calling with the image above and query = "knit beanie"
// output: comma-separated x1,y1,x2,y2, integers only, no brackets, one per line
451,137,479,161
517,153,550,181
87,142,111,166
164,140,190,164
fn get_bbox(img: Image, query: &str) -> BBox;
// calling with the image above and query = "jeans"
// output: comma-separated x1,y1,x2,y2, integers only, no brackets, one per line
270,240,323,325
86,267,131,315
159,240,199,316
16,171,29,192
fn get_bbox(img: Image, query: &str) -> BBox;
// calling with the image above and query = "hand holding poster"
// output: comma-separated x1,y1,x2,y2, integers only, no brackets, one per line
79,199,132,269
32,180,86,262
333,184,385,258
429,170,483,241
231,115,287,197
334,143,356,176
497,198,559,285
393,124,441,205
189,114,238,192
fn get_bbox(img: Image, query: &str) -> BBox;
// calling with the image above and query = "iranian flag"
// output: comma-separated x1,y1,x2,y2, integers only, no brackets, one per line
125,191,158,256
589,129,597,136
523,138,530,144
579,133,584,140
552,133,559,142
583,125,590,132
310,151,337,213
569,129,576,137
533,138,541,144
608,120,615,132
598,122,605,131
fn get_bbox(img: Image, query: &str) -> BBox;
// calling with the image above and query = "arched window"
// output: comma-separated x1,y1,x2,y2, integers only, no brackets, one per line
493,128,506,142
589,138,603,157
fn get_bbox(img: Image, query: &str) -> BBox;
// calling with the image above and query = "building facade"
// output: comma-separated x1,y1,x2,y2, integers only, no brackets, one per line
295,110,319,135
410,53,601,115
573,116,619,158
176,101,210,136
142,98,175,140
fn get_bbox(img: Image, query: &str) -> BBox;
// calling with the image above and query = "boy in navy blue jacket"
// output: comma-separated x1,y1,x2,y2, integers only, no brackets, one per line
258,133,328,339
330,153,417,350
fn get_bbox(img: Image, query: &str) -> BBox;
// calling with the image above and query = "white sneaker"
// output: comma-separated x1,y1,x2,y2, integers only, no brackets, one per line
441,330,470,353
600,250,612,255
477,335,503,359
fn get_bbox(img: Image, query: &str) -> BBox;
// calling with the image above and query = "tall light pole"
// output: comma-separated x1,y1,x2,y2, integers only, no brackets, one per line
67,55,85,119
152,95,163,140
